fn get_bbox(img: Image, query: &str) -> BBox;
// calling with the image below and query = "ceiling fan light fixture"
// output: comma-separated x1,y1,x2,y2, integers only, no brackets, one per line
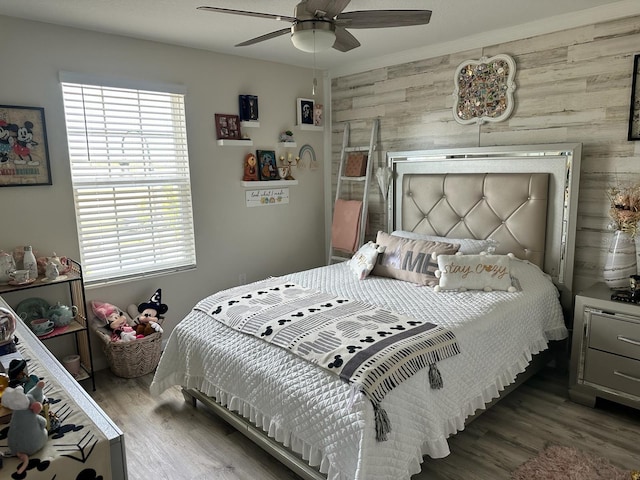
291,21,336,53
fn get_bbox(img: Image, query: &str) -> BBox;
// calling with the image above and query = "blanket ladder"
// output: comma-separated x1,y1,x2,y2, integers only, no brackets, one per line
328,119,378,264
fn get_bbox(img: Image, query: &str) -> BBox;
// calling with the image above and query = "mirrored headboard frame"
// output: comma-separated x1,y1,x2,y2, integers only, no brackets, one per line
386,144,582,310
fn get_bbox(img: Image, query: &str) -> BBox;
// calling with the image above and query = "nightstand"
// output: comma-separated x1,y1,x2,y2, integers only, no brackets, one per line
569,282,640,410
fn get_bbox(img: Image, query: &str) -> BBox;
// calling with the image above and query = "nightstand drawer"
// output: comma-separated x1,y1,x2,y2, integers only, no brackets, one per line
589,312,640,361
584,349,640,398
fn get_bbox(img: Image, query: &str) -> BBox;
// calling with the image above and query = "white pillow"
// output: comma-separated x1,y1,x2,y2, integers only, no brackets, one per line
391,230,498,255
348,241,386,280
434,252,517,292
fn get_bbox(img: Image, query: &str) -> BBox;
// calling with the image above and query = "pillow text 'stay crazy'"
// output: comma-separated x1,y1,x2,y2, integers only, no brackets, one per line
439,261,509,279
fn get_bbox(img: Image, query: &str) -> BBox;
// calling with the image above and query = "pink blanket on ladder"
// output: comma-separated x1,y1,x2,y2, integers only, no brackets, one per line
331,199,363,254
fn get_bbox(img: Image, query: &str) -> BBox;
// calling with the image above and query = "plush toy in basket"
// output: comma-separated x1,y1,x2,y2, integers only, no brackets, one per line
127,288,166,338
90,290,167,378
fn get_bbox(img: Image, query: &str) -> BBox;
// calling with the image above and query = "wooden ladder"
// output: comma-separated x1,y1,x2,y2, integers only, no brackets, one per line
328,119,379,264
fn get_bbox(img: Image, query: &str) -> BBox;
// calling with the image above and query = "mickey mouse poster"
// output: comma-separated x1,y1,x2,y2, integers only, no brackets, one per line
0,105,51,186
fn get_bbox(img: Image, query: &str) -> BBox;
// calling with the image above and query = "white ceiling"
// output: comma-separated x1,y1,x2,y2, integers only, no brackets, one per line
1,0,640,77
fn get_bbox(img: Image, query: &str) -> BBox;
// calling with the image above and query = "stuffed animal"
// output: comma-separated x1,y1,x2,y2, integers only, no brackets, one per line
91,301,137,342
1,381,48,474
128,289,167,337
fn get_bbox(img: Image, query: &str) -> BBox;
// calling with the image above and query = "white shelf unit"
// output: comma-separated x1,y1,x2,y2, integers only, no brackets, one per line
296,124,323,131
241,180,298,187
217,139,253,146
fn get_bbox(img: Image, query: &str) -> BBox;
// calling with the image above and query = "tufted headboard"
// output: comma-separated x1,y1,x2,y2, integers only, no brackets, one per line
387,144,581,310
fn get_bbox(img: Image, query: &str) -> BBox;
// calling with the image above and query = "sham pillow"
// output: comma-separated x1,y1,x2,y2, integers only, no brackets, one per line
372,231,460,286
391,230,498,255
348,241,386,280
434,252,517,292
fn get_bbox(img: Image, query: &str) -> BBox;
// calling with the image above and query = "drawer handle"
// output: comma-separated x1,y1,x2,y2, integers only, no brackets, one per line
613,370,640,383
616,335,640,347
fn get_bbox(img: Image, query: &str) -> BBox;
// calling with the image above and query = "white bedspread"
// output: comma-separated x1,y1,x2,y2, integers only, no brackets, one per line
150,259,567,480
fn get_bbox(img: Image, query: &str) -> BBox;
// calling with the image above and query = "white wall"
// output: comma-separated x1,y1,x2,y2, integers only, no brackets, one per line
0,16,326,367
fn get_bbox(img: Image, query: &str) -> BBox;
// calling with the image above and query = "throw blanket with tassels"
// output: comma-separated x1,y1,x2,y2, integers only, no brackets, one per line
195,278,460,441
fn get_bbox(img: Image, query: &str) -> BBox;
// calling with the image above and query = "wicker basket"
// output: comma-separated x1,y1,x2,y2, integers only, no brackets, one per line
92,321,163,378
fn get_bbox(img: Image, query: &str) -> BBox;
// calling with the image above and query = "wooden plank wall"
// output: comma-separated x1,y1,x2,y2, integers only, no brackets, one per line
331,14,640,293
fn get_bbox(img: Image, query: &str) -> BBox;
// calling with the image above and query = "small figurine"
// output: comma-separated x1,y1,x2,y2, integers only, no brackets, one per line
243,153,259,181
8,359,39,393
279,130,294,142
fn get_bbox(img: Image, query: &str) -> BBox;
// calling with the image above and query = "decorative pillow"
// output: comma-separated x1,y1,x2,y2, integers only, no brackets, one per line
372,231,460,286
434,252,517,292
391,230,498,254
348,241,386,280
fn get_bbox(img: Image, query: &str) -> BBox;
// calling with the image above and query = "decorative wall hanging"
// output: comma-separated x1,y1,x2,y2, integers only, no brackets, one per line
298,144,318,171
239,95,259,122
297,98,314,126
0,104,51,186
452,54,516,125
628,54,640,140
215,113,242,140
245,188,290,207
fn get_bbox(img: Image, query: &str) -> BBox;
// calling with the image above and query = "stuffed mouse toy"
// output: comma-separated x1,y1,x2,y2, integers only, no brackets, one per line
91,301,136,342
1,381,48,474
127,289,167,337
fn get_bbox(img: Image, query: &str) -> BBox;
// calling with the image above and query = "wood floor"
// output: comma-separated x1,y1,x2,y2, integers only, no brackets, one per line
88,367,640,480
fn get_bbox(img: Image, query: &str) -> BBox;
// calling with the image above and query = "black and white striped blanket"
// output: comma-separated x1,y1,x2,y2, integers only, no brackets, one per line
195,277,460,441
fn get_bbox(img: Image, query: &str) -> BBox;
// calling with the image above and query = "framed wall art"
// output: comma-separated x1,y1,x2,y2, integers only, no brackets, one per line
0,104,51,187
297,98,314,125
628,54,640,141
239,95,259,122
256,149,278,181
452,54,516,125
215,113,242,140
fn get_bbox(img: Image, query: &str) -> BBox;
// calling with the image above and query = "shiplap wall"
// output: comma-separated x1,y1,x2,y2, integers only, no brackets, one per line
331,14,640,293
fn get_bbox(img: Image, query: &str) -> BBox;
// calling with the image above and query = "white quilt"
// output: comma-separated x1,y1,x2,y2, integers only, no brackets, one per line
150,259,567,480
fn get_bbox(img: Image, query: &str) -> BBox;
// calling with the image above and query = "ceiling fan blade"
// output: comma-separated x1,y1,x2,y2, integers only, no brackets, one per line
235,27,292,47
304,0,351,18
332,26,360,52
335,10,432,29
197,6,296,23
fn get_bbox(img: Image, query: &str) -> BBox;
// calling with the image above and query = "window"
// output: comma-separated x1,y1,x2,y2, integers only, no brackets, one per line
60,72,196,286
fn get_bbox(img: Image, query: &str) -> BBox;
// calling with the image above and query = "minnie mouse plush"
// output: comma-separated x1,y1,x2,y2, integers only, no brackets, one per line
91,301,136,342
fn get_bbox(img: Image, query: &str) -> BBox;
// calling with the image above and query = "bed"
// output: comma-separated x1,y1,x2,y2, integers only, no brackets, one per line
150,143,582,480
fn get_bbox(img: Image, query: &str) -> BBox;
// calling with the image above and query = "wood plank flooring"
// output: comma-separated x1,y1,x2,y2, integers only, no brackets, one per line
88,367,640,480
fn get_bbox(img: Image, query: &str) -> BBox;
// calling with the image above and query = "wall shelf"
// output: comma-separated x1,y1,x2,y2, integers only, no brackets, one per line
242,180,298,187
277,142,298,148
296,124,323,131
217,139,253,146
241,121,260,128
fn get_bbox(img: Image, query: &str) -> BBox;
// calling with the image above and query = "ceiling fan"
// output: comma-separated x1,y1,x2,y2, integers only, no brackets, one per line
197,1,432,53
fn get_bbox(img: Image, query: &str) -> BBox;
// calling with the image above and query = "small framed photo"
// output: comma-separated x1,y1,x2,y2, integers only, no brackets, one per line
628,54,640,141
239,95,259,121
0,104,52,187
297,98,314,125
215,113,242,140
256,149,278,181
313,103,323,126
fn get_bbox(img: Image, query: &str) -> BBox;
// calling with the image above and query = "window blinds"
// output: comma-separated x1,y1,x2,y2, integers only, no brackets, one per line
60,77,196,285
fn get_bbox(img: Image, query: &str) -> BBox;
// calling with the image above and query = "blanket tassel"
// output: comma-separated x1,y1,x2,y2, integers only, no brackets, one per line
372,401,391,442
429,363,443,389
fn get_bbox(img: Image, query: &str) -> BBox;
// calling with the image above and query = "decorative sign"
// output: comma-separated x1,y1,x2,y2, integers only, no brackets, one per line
452,54,516,125
245,187,289,207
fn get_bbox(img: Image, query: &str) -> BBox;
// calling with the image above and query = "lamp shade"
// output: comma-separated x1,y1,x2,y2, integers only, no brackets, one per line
291,21,336,53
